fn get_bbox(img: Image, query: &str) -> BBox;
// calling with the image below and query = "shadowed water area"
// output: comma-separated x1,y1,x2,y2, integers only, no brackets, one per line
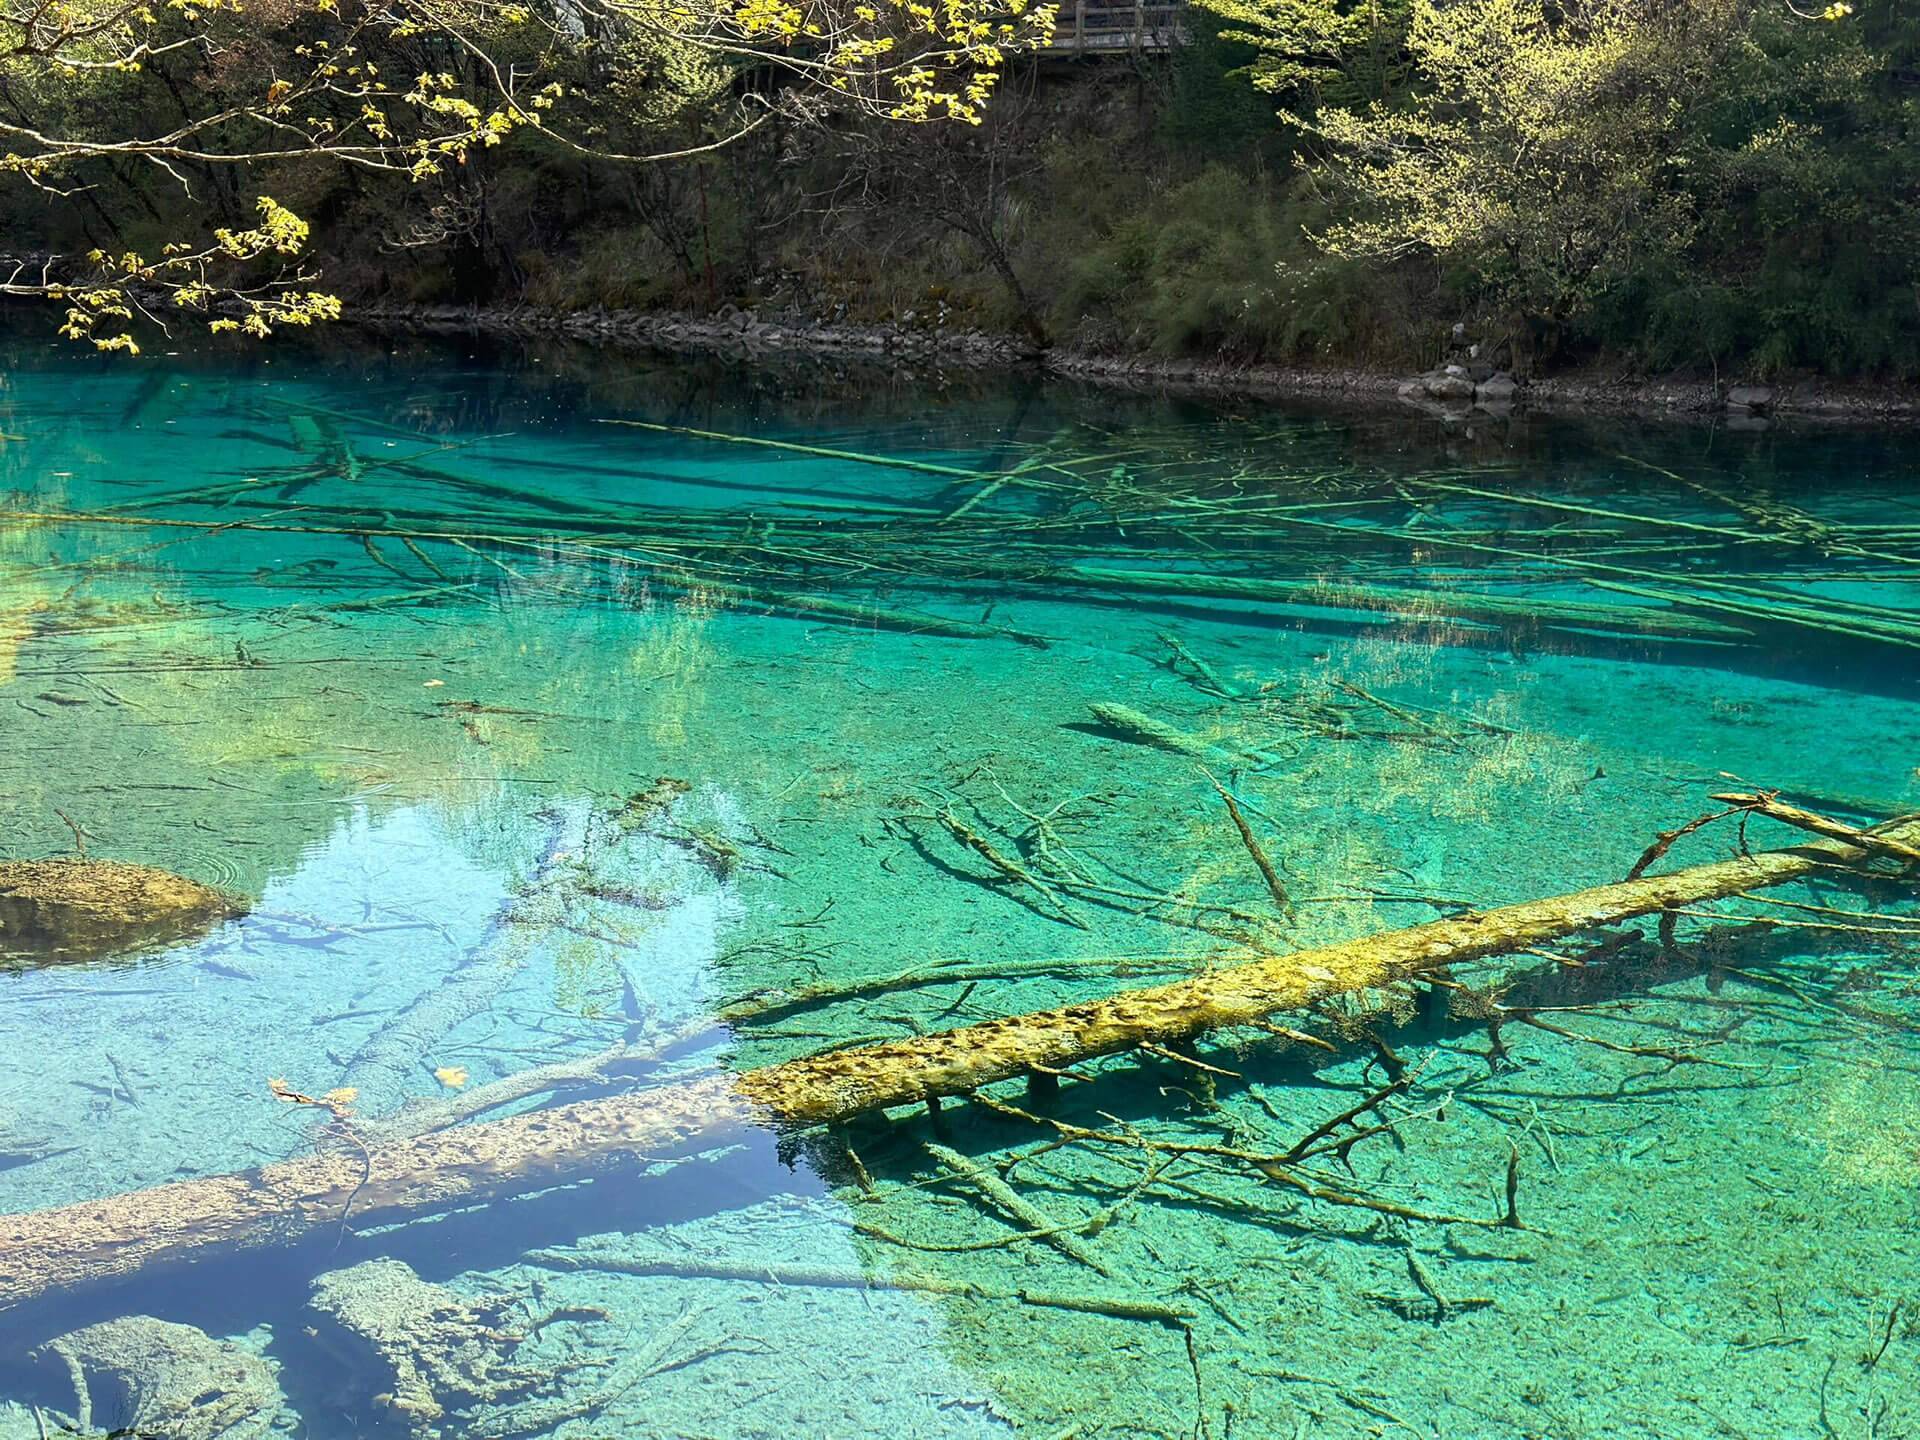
1,333,1917,1439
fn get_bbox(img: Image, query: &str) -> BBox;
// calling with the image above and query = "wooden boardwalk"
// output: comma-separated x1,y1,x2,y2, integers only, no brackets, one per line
1048,0,1184,52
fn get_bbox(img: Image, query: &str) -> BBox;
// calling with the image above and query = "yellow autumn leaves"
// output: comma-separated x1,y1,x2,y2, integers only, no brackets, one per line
267,1077,360,1118
268,1065,466,1120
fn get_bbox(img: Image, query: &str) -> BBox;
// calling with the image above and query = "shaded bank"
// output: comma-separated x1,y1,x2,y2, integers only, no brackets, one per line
350,303,1920,425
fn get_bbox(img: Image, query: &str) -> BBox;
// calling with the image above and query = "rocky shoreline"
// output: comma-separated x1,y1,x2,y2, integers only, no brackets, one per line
353,302,1920,424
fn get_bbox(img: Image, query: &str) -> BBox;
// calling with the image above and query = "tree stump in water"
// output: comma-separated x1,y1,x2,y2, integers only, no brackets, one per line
306,1259,600,1439
0,858,242,964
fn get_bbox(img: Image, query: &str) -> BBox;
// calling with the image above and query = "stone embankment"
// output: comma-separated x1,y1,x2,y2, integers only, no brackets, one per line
354,303,1920,423
358,303,1030,364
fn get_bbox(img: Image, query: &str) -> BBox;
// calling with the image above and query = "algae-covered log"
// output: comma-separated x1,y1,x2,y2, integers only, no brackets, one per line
1086,702,1267,768
1,818,1912,1312
0,859,241,965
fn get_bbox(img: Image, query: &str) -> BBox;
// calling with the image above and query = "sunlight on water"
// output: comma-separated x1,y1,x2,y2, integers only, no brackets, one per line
1,335,1917,1439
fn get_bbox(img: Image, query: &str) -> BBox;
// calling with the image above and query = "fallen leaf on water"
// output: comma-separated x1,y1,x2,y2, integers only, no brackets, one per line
435,1066,468,1088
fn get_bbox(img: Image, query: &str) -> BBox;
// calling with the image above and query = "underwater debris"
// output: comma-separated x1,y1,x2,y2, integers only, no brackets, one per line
528,1246,1194,1325
1066,564,1754,644
1205,769,1295,923
1711,791,1920,867
1085,701,1271,769
342,785,709,1119
30,1315,287,1440
922,804,1089,929
658,569,1050,647
923,1139,1114,1276
307,1258,595,1439
2,807,1916,1310
285,411,363,482
0,858,242,965
1159,630,1244,700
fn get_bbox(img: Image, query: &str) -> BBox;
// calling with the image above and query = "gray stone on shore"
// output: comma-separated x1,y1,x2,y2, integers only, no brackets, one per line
1475,373,1519,405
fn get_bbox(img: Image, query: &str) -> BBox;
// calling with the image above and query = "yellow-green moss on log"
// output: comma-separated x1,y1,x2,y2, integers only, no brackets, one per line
0,818,1910,1312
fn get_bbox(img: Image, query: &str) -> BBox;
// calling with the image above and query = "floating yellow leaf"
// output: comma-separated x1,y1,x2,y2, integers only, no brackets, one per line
322,1087,359,1108
434,1066,468,1088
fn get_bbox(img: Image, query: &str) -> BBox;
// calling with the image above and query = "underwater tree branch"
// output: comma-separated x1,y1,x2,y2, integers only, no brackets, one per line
1,808,1915,1312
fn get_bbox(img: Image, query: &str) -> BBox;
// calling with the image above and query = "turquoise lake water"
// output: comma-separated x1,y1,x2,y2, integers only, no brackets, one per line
1,333,1917,1439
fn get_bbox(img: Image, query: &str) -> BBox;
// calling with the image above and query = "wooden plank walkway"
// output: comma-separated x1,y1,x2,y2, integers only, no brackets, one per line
1048,0,1184,52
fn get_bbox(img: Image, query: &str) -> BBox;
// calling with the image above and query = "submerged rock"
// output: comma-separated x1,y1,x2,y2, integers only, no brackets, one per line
0,858,242,964
32,1315,286,1440
306,1259,550,1437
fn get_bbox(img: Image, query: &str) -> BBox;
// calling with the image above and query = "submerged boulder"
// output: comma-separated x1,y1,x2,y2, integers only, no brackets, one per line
306,1259,547,1436
32,1315,286,1440
0,858,241,964
304,1258,617,1439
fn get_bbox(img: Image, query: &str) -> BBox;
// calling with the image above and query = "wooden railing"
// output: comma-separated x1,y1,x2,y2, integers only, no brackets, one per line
1049,0,1184,51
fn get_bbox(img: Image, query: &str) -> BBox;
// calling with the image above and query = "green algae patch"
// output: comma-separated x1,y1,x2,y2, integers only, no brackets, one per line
0,858,242,965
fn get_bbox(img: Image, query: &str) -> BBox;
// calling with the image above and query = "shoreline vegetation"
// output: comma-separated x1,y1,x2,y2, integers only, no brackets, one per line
354,302,1920,424
3,0,1915,414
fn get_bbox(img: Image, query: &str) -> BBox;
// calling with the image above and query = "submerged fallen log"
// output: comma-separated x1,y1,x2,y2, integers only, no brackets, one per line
344,818,571,1118
667,571,1050,648
525,1249,1192,1325
1,816,1913,1312
1086,702,1271,768
1053,565,1756,645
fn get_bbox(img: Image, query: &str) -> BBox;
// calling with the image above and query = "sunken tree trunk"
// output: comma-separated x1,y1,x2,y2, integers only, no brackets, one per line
1,818,1911,1312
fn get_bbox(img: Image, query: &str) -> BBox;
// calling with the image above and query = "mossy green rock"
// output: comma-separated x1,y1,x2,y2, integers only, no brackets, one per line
0,858,241,964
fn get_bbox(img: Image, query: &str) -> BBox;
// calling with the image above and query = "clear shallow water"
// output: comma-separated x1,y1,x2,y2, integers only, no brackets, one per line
0,335,1917,1438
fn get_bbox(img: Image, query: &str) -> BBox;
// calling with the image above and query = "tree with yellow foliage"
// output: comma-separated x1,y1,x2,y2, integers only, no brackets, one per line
0,0,1056,348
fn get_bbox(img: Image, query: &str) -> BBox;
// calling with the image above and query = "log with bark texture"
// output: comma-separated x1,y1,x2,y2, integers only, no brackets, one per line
1,818,1912,1313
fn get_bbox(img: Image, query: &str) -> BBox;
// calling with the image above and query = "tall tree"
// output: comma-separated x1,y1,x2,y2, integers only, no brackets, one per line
0,0,1057,346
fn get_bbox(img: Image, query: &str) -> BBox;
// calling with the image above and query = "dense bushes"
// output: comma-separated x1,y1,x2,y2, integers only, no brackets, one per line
1,0,1914,379
1212,0,1920,376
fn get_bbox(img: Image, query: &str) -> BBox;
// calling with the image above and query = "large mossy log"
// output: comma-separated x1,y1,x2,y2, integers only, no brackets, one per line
1,819,1911,1312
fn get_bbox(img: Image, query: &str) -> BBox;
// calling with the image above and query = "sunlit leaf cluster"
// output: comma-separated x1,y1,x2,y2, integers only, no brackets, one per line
0,0,1053,342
